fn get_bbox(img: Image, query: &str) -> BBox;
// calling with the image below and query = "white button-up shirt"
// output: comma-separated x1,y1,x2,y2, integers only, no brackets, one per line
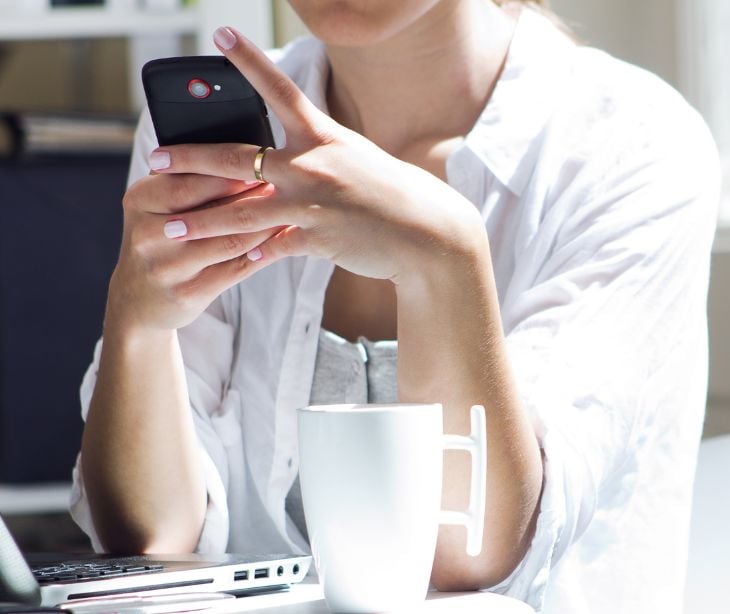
70,9,720,613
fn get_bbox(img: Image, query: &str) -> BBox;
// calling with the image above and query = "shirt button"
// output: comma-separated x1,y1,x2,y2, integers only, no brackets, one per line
287,457,293,468
304,322,310,333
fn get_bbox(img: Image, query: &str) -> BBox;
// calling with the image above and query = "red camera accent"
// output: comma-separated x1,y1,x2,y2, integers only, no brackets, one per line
187,79,211,99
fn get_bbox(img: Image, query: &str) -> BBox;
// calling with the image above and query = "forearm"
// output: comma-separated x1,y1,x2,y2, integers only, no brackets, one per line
396,232,543,590
81,306,207,554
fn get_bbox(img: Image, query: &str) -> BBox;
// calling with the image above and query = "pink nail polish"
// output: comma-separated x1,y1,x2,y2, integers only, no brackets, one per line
150,151,170,171
247,247,263,262
164,220,187,239
214,27,237,51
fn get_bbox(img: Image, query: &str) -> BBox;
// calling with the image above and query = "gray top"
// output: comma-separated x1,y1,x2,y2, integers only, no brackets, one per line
285,329,398,543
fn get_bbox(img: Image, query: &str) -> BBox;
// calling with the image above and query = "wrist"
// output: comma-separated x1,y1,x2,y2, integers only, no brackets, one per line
385,162,490,286
394,205,491,297
104,272,177,348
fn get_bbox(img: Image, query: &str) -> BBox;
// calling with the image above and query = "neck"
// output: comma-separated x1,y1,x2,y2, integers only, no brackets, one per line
325,0,517,156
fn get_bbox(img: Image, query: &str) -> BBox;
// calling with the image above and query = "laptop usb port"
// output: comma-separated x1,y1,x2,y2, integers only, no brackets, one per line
234,570,248,581
254,568,269,580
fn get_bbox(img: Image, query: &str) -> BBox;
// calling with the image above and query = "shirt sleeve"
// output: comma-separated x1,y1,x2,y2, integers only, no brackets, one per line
488,108,720,608
127,107,158,187
69,109,238,553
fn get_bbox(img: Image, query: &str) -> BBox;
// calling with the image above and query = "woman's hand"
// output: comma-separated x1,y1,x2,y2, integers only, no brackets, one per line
148,27,487,291
109,172,283,332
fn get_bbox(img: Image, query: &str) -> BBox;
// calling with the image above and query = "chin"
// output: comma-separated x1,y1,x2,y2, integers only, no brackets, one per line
287,0,443,47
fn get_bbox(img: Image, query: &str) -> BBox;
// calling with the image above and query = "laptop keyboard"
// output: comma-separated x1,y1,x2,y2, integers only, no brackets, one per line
32,561,165,584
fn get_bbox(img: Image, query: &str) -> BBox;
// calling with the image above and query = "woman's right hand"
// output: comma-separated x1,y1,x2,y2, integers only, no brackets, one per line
107,171,277,332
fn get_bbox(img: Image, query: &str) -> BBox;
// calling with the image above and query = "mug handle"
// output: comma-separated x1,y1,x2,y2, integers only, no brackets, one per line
439,405,487,557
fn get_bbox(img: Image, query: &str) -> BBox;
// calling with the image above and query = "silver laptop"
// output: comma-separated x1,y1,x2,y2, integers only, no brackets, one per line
0,514,311,608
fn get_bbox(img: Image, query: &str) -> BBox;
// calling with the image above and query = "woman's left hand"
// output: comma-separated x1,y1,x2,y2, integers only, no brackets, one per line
153,26,486,286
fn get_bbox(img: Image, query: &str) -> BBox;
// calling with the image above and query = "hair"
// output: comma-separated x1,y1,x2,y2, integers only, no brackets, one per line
494,0,548,6
495,0,574,39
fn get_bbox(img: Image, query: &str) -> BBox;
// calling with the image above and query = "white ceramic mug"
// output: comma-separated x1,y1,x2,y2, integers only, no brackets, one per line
297,403,487,613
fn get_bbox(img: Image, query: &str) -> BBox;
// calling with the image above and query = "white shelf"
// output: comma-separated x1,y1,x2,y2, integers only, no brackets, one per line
0,483,72,515
0,7,197,40
0,1,275,110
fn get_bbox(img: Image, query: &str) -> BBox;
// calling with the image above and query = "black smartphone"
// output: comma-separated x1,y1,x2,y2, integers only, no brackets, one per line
142,56,275,148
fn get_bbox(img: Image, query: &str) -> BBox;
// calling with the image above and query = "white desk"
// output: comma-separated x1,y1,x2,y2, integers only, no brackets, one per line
214,580,535,613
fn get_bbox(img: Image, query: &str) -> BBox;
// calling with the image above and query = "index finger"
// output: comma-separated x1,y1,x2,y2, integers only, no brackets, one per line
126,173,255,215
214,26,319,134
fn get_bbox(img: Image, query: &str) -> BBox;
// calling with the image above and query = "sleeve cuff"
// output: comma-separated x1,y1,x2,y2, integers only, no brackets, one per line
69,456,106,553
194,445,230,553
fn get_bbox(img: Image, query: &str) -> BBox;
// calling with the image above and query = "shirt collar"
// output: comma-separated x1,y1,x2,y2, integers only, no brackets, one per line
463,9,576,196
281,9,575,197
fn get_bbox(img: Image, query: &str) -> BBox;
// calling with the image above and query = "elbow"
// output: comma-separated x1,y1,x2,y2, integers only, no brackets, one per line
430,555,519,593
99,533,155,556
430,513,539,592
83,476,206,555
98,524,199,555
88,496,203,555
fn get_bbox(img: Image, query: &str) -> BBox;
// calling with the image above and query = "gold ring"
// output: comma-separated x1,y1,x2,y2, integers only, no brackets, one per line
253,146,273,182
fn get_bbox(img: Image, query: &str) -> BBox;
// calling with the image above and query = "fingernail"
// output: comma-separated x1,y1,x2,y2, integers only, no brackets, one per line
150,151,170,171
247,247,263,262
214,27,237,50
164,220,187,239
244,180,261,186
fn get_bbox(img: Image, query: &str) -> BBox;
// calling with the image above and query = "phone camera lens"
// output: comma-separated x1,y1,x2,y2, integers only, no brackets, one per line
187,78,211,99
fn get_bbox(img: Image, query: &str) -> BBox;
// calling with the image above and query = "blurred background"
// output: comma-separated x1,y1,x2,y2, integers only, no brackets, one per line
0,1,728,602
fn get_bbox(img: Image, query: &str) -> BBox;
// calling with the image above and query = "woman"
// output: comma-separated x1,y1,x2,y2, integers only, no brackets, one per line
71,1,720,612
